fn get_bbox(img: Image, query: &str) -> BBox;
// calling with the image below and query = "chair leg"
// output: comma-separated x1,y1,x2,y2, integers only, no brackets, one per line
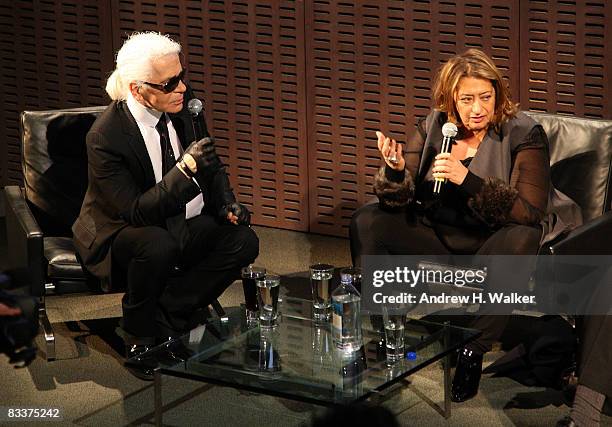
210,299,229,323
38,296,56,361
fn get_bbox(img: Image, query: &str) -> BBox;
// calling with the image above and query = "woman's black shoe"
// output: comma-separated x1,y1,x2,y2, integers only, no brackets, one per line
451,347,483,402
125,344,156,381
161,337,195,363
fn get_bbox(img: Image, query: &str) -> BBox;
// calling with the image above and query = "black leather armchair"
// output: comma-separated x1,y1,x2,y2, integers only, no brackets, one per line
4,106,227,361
525,112,612,255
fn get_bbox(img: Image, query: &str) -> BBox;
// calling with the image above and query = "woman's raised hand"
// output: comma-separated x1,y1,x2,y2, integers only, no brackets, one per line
376,131,405,171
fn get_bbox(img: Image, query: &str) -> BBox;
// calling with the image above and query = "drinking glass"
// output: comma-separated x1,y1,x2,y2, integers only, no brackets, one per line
310,264,334,321
382,304,407,363
257,274,281,328
241,266,266,327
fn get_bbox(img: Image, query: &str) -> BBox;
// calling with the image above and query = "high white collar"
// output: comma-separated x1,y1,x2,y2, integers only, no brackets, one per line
126,91,164,128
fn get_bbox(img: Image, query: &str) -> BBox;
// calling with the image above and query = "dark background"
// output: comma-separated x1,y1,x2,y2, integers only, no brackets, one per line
1,1,611,237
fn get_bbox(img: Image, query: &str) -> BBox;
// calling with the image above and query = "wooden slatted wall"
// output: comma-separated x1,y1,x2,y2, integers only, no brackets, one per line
520,1,612,118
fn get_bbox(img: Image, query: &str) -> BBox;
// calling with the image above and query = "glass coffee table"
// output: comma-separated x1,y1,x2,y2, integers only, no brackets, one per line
128,297,480,426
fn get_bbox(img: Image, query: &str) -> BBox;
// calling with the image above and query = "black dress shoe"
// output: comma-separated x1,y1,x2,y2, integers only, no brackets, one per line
555,416,577,427
125,345,157,381
160,338,194,363
451,347,483,402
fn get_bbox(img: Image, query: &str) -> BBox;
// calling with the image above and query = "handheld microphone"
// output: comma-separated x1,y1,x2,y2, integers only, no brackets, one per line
187,98,204,141
433,122,458,194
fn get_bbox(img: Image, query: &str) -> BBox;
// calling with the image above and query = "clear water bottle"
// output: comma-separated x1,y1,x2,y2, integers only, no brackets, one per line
332,268,362,354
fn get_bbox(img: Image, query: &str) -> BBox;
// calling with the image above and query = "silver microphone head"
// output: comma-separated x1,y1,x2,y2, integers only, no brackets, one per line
187,98,203,116
442,122,458,138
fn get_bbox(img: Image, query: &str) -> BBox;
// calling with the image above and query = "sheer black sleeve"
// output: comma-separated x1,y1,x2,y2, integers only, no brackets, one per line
373,119,426,209
461,126,550,227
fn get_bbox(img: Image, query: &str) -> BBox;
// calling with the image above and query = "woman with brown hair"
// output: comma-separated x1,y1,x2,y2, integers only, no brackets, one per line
350,48,555,402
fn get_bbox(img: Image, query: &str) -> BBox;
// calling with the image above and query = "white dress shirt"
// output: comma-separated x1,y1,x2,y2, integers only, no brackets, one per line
126,92,204,220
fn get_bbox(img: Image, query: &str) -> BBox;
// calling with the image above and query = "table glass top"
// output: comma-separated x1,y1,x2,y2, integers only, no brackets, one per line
132,297,480,405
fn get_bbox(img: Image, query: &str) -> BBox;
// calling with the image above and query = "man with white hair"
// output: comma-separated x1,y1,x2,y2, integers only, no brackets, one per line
72,32,259,380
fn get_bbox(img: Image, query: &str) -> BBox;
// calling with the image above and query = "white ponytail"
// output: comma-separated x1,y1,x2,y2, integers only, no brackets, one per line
105,32,182,101
105,69,125,100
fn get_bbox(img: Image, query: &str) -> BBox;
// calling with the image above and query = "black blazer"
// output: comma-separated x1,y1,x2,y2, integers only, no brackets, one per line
72,88,235,290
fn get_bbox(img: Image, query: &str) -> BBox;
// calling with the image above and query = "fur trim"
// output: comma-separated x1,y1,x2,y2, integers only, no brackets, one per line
468,177,518,227
373,166,414,209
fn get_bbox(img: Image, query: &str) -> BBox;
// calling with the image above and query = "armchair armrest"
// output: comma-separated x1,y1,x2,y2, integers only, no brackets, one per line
546,210,612,255
3,186,45,297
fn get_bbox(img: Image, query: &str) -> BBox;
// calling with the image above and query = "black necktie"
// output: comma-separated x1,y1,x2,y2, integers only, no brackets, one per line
155,114,189,249
155,114,176,174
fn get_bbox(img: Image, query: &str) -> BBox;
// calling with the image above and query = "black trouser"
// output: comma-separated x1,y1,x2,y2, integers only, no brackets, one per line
112,213,259,342
350,203,541,353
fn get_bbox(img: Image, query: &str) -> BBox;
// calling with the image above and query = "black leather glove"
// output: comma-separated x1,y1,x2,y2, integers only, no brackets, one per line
181,136,222,178
219,202,251,226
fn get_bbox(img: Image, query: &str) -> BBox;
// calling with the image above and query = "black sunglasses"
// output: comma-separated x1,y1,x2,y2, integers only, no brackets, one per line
142,69,186,93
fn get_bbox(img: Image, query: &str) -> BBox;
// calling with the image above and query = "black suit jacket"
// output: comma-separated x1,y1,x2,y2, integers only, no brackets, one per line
72,89,236,290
